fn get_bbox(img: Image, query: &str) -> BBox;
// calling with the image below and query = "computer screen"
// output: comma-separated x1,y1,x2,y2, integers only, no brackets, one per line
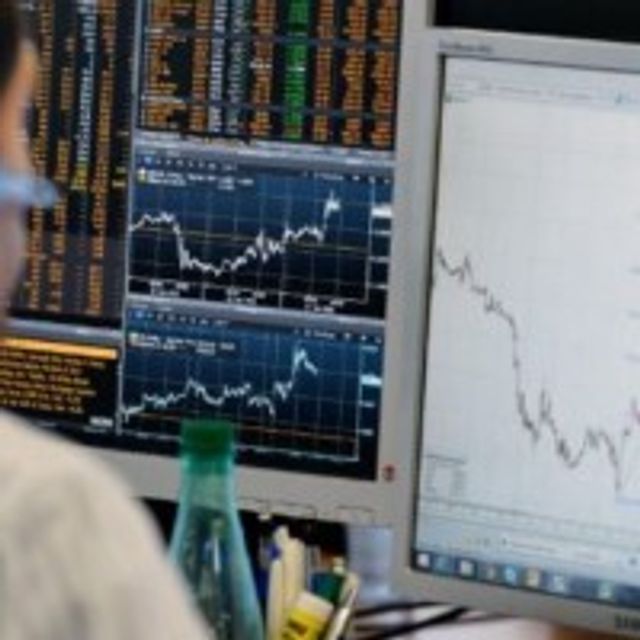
394,32,640,632
4,0,404,518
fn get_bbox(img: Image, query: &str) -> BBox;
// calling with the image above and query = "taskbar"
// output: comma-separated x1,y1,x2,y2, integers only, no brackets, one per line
413,549,640,610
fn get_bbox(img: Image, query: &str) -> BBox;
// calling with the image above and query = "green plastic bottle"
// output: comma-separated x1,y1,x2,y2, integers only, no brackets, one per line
170,420,264,640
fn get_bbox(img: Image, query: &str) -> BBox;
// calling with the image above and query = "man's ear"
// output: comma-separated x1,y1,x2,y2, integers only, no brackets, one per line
0,43,35,110
0,43,37,173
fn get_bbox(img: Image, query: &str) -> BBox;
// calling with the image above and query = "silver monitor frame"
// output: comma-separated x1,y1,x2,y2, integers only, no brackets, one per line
389,27,640,636
91,1,433,527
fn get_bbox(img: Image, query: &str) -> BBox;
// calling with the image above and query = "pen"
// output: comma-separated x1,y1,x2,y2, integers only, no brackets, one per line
338,573,360,604
257,514,274,607
267,558,285,640
323,574,360,640
291,539,307,607
282,537,305,613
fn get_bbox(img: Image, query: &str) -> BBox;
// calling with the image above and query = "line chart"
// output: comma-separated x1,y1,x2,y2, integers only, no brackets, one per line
123,343,320,422
414,58,640,605
434,248,640,494
129,189,343,278
120,305,383,478
128,151,393,318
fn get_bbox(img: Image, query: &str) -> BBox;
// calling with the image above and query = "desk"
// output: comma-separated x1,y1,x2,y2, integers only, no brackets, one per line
354,610,623,639
413,621,621,639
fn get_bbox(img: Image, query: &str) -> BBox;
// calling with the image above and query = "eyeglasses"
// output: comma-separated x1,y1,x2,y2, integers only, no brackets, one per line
0,169,59,210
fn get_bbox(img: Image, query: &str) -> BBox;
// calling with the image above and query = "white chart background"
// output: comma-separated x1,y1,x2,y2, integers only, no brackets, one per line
420,58,640,531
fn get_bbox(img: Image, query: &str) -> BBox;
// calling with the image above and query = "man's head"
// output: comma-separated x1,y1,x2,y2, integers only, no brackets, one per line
0,1,36,320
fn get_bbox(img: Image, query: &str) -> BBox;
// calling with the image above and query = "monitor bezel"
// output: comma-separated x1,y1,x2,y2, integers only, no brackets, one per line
389,28,640,636
88,0,434,527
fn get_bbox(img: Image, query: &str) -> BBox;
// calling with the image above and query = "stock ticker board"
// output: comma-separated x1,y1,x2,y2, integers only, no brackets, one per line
139,0,401,150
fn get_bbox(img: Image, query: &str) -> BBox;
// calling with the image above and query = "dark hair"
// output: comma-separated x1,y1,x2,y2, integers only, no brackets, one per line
0,0,23,93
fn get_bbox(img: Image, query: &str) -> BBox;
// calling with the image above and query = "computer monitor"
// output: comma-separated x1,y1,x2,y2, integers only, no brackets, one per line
389,29,640,635
2,0,407,524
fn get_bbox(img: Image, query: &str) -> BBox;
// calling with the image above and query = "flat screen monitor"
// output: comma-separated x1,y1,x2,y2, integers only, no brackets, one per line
4,0,407,524
389,29,640,635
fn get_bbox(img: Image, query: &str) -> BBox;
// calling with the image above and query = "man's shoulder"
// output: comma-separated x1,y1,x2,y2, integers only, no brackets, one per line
0,411,133,518
0,415,210,640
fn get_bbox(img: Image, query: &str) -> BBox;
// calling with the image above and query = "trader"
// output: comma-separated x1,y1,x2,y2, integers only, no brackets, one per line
0,3,209,638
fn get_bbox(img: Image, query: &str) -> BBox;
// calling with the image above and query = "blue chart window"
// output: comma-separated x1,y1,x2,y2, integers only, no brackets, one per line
129,149,392,319
122,305,383,478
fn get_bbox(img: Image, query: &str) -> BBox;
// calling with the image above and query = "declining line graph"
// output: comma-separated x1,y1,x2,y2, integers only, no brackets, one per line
434,248,640,494
128,151,393,318
120,305,383,478
415,59,640,607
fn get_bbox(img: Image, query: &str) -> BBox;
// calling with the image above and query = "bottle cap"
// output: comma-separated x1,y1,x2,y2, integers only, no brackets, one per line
181,419,235,457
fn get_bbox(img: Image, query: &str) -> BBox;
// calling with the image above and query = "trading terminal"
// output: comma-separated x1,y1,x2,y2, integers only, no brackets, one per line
3,0,640,638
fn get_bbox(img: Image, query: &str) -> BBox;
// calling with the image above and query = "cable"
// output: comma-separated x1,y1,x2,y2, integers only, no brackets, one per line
355,606,468,640
354,600,441,619
355,611,504,632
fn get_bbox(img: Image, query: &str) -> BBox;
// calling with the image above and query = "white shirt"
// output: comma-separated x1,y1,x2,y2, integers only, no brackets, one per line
0,412,210,640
